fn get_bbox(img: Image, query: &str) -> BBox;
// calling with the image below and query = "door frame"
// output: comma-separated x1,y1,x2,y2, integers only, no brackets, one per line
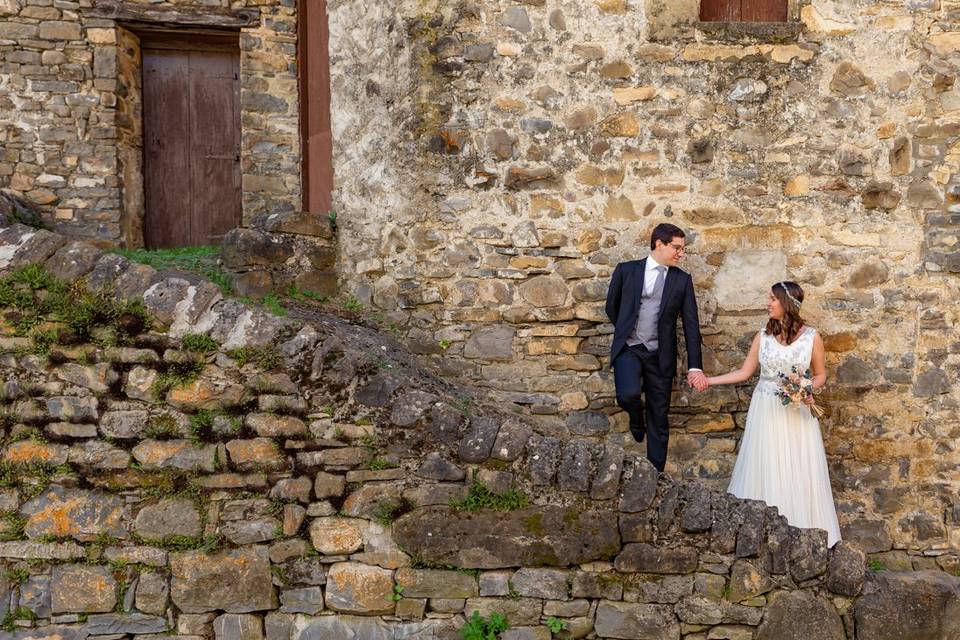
298,0,334,216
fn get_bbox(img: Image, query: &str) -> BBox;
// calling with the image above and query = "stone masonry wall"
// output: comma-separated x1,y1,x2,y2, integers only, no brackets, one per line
327,1,960,559
0,0,300,244
0,221,959,640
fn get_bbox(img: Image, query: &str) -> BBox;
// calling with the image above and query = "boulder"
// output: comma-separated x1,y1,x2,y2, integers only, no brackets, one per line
756,590,845,640
854,571,960,640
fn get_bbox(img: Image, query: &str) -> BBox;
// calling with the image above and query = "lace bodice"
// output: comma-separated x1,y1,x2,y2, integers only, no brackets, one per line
756,326,816,396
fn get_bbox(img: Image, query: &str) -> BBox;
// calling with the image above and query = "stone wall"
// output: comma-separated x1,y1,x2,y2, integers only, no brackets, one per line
326,1,960,558
0,214,959,640
4,0,959,572
0,0,300,244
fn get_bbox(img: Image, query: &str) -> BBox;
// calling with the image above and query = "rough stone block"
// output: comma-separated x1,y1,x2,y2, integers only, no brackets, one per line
51,565,116,613
171,547,277,613
324,562,394,614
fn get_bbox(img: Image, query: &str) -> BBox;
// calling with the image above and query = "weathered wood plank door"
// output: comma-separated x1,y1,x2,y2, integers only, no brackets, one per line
142,35,241,248
700,0,787,22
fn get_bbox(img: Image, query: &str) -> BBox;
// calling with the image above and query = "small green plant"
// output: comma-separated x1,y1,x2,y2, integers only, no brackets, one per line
286,285,327,304
189,410,216,443
228,345,281,370
328,210,338,224
546,617,567,634
438,339,452,351
141,533,224,553
391,583,404,602
506,580,520,600
721,584,733,599
368,457,398,471
260,293,288,317
459,610,509,640
4,567,29,587
450,480,529,512
342,295,362,312
152,358,204,398
868,558,887,572
452,394,473,417
90,532,122,554
372,498,413,526
144,414,180,440
7,427,47,444
0,606,37,632
357,433,380,450
0,265,151,343
181,333,218,353
30,327,58,356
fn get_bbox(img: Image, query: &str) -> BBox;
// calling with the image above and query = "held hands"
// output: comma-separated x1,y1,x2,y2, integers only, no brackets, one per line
687,370,709,393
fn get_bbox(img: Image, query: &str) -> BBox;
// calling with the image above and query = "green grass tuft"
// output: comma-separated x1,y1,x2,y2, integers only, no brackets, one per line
112,246,233,295
181,333,218,353
450,480,529,512
228,345,281,370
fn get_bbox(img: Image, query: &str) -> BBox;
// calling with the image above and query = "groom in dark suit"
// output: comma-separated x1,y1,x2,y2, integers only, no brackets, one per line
605,223,705,472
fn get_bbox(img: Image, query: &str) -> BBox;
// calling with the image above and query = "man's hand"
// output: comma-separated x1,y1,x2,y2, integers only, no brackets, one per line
687,370,709,392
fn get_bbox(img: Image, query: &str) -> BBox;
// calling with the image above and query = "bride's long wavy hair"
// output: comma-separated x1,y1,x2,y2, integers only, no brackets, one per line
766,281,805,344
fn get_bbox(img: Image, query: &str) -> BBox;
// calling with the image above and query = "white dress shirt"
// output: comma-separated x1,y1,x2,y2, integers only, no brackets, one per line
645,254,701,373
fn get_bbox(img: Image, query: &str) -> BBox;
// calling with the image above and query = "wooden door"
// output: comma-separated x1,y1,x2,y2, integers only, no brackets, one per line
700,0,787,22
142,36,241,248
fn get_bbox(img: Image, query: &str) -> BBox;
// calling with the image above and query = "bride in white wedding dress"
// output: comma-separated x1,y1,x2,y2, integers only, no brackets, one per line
705,281,842,547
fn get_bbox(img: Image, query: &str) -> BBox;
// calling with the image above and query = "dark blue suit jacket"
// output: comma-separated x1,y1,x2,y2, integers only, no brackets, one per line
604,258,703,378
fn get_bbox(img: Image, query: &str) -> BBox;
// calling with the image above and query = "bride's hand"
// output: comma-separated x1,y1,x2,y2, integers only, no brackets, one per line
687,371,708,392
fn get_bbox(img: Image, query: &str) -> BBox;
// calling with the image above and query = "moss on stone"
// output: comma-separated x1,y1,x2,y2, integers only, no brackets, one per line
521,512,545,536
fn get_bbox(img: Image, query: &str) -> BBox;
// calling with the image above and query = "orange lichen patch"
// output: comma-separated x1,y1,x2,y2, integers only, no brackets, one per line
134,440,191,466
4,441,66,465
29,497,85,537
225,438,285,470
326,562,395,614
167,378,244,410
309,517,363,555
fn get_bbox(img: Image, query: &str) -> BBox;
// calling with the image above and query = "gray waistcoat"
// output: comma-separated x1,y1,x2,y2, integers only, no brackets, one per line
627,267,666,350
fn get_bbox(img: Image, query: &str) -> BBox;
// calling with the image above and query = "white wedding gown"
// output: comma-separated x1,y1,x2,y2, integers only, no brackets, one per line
727,327,842,547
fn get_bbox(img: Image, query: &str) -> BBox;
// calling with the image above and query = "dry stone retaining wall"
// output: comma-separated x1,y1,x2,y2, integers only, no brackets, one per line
0,223,957,639
324,0,960,561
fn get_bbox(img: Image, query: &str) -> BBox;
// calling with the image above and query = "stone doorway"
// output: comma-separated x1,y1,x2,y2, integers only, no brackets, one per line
140,33,242,248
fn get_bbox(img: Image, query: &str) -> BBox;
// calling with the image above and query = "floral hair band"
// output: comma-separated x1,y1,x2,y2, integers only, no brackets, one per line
778,282,802,309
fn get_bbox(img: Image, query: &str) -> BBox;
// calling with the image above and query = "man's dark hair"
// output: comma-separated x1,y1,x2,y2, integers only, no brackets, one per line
650,223,685,250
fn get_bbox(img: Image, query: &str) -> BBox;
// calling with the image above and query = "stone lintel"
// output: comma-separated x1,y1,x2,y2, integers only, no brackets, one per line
85,1,260,29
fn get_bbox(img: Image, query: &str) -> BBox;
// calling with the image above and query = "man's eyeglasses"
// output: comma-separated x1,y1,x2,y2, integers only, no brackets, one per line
668,243,686,254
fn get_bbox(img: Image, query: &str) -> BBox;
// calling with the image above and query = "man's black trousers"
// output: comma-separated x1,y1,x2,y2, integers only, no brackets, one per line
614,344,673,472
